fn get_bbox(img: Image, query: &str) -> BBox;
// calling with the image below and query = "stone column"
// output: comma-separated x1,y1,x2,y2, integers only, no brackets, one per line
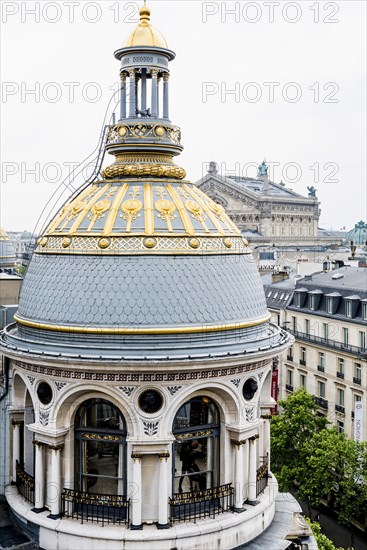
32,440,45,512
119,70,127,120
12,420,21,483
157,452,170,529
163,73,170,119
261,415,271,471
248,436,259,504
129,69,136,118
141,68,147,112
48,443,63,519
233,440,245,512
151,69,158,117
130,452,143,530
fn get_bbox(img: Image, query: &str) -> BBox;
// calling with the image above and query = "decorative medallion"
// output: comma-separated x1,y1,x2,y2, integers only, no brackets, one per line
62,237,71,249
121,199,143,231
155,199,176,219
188,238,200,249
98,238,111,250
143,237,157,249
139,390,163,414
69,200,86,218
90,200,111,220
208,202,225,219
143,421,159,436
118,126,128,137
185,200,205,222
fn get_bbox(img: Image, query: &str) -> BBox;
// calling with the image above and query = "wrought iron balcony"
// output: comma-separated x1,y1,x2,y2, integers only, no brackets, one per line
317,365,325,372
300,359,307,366
335,404,345,414
286,329,367,359
353,377,361,385
15,462,34,505
286,354,293,361
256,459,269,497
169,483,234,523
61,488,130,526
286,384,294,392
315,397,328,410
336,372,345,379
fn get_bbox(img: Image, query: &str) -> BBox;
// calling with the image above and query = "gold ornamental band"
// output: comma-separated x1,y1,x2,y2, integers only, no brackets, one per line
14,313,271,335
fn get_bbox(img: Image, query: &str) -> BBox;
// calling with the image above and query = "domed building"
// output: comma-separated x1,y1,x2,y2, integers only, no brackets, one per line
0,228,16,269
345,220,367,246
1,6,293,549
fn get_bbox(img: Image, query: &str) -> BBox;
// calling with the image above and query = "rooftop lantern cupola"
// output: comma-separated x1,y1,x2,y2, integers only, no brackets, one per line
104,3,184,180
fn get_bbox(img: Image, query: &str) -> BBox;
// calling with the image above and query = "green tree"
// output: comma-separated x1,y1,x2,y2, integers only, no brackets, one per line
270,388,328,493
306,519,344,550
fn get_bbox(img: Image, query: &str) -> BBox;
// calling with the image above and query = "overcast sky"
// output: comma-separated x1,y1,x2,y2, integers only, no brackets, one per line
1,0,366,233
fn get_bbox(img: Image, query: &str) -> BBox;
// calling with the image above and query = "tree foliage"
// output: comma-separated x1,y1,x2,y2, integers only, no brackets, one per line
306,519,344,550
271,389,367,525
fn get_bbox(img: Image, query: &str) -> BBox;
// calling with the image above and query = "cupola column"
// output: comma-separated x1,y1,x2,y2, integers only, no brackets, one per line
151,69,158,117
157,452,170,528
130,452,143,530
141,68,147,112
129,69,137,118
48,443,63,519
233,441,245,512
33,441,45,512
11,420,21,483
163,72,170,119
119,71,127,120
248,435,259,503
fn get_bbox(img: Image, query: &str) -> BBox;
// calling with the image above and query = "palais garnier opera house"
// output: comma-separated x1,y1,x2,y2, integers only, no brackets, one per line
1,5,293,549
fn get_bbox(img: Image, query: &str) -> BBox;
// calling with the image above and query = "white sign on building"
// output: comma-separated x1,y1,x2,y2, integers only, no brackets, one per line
354,402,364,442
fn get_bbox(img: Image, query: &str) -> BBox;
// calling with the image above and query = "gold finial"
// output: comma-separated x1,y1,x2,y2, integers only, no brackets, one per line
140,1,150,23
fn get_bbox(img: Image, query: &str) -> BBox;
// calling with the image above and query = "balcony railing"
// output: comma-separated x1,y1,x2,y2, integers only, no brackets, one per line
335,404,345,414
353,377,361,385
317,365,325,372
336,372,345,379
256,459,269,497
16,462,35,505
286,329,367,359
315,397,328,410
286,384,294,392
169,483,234,523
61,488,130,526
300,359,307,366
286,355,293,361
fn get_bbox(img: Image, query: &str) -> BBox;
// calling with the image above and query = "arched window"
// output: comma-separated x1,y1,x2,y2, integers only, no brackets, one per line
75,399,127,496
172,397,220,495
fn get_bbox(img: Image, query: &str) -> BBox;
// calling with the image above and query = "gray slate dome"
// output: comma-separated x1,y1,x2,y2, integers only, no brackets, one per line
1,7,288,362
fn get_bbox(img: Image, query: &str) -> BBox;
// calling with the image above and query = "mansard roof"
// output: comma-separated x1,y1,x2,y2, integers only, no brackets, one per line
197,173,317,205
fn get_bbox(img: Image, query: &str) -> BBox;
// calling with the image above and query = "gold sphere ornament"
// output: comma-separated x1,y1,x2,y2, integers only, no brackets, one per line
188,238,200,249
119,126,128,137
155,125,166,137
143,237,157,249
98,238,111,250
39,237,48,248
62,237,71,248
224,238,232,249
